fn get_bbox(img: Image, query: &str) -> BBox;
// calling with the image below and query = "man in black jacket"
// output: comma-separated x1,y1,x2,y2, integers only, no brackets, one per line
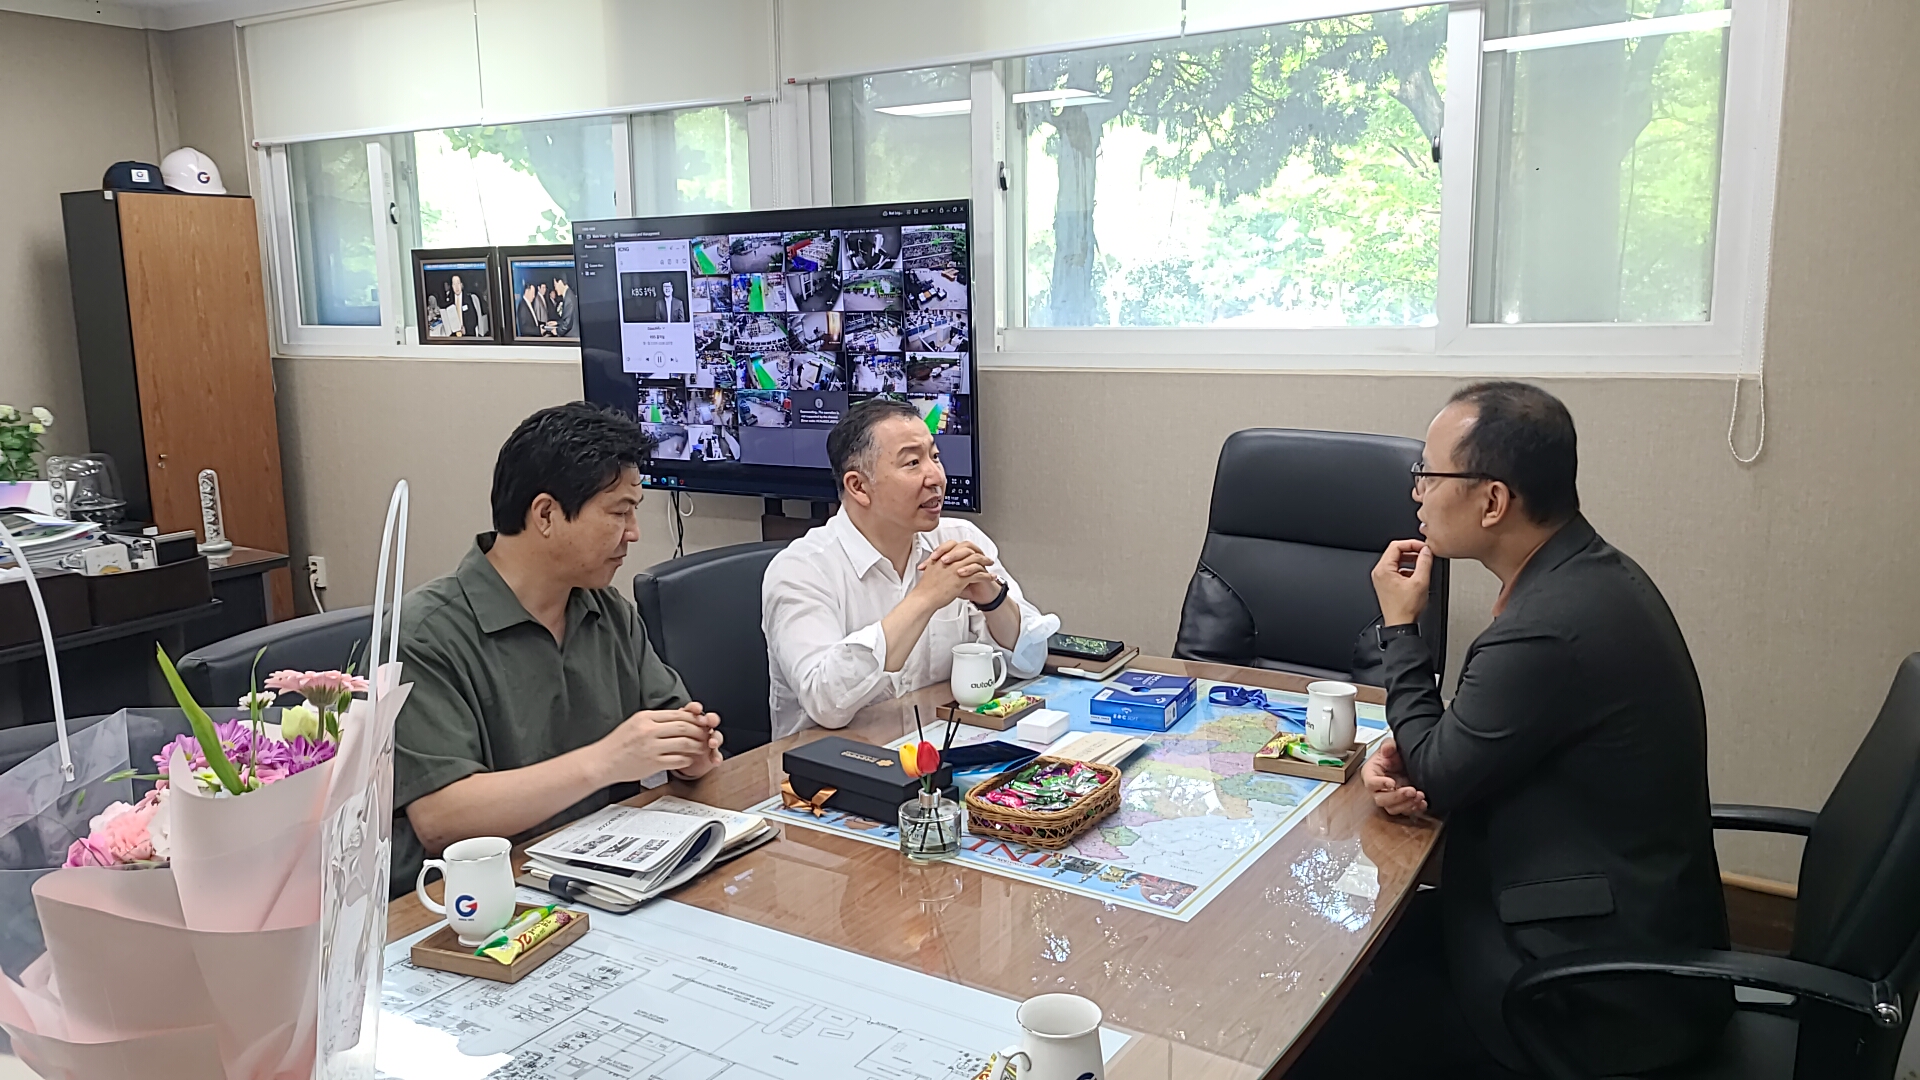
1290,381,1729,1078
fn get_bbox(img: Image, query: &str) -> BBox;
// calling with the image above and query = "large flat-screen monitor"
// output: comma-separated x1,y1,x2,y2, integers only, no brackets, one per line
575,200,979,511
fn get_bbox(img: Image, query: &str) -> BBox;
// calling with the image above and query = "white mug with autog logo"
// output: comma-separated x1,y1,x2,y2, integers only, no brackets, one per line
984,993,1106,1080
1305,680,1359,753
416,835,516,946
951,641,1009,709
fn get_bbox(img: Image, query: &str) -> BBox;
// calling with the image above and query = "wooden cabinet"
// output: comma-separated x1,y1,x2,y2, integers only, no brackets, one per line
61,189,292,620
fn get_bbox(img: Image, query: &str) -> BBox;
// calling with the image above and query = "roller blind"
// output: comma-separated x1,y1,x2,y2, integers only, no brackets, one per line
778,0,1182,82
475,0,774,120
246,0,484,144
247,0,774,144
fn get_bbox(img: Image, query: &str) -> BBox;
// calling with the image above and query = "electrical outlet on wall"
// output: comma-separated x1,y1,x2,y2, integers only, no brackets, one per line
307,555,328,589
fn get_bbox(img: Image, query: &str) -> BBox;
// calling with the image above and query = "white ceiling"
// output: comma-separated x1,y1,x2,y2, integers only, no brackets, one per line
3,0,335,30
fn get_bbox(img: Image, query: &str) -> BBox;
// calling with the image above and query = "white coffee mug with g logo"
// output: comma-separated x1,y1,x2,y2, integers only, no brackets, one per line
951,641,1009,708
984,993,1106,1080
416,835,516,946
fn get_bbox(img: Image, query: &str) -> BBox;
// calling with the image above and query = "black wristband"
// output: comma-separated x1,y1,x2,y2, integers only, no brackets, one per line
975,579,1012,612
1376,622,1420,650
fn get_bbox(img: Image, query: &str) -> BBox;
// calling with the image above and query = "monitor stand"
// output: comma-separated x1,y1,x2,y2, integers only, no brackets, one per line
762,499,835,543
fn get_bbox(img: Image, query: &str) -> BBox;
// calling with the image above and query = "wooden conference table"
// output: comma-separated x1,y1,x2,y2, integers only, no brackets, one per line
387,655,1442,1079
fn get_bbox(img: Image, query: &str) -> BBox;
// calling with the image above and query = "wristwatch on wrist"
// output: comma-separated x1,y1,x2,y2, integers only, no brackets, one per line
1376,622,1421,651
975,579,1012,612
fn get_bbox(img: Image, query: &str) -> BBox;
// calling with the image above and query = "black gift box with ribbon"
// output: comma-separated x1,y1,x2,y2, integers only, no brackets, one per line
781,736,958,824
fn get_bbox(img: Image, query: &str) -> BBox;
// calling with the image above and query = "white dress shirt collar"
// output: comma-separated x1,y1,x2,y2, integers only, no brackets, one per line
827,508,936,582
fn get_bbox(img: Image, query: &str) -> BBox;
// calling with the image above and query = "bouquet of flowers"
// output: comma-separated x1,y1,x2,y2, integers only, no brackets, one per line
0,480,414,1080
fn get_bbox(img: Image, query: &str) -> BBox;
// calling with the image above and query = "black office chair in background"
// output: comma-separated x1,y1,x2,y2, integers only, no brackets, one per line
176,606,376,706
1173,428,1449,682
634,541,788,756
1506,652,1920,1080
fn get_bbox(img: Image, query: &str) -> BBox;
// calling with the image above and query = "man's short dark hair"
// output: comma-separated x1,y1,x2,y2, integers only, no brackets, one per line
827,397,924,490
491,402,656,534
1447,381,1579,525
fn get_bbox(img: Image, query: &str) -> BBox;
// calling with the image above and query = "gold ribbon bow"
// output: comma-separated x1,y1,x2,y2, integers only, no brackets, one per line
780,780,837,817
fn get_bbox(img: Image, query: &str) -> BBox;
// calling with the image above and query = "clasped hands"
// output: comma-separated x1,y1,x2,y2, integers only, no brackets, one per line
601,701,725,783
911,539,1003,607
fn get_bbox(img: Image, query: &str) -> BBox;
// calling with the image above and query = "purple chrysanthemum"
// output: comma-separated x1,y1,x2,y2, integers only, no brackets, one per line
154,720,255,773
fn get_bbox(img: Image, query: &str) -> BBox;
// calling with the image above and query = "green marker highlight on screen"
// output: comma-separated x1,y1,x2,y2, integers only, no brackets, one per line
922,402,945,433
749,276,767,311
751,360,778,390
694,246,721,276
646,404,663,422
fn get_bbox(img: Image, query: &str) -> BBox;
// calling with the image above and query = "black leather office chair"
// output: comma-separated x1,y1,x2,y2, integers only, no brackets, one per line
1173,428,1449,682
634,542,788,756
176,606,375,706
1505,653,1920,1080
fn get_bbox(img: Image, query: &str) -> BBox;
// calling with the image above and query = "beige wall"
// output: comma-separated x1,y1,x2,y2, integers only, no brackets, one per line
158,22,251,196
0,10,159,456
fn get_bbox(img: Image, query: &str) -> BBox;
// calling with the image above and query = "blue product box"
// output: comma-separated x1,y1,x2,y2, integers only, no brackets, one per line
1089,671,1198,731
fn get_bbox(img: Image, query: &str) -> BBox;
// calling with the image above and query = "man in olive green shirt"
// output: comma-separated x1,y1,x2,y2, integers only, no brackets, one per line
393,403,724,895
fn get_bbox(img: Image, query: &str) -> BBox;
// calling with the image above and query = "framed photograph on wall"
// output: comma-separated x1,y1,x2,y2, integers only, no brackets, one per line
412,248,501,345
496,245,579,345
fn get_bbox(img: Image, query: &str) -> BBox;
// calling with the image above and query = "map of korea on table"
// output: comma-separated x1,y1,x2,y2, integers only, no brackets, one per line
754,674,1389,922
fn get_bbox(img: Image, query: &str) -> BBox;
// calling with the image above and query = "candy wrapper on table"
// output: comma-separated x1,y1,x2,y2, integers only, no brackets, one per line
0,480,412,1080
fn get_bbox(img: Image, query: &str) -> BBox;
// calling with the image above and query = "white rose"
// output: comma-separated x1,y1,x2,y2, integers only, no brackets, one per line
0,405,15,422
30,407,52,426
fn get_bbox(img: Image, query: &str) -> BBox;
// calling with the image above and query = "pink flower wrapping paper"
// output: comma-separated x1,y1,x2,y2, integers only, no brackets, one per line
0,662,411,1080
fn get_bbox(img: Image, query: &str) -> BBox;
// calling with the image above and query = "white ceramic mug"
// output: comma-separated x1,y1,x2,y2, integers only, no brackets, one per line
984,993,1106,1080
1305,680,1359,753
951,641,1008,708
416,835,516,946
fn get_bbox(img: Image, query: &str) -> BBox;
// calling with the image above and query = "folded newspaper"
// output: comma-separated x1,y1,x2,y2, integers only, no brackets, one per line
522,798,777,910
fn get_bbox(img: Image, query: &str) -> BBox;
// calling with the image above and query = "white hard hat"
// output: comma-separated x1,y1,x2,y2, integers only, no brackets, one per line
161,147,226,195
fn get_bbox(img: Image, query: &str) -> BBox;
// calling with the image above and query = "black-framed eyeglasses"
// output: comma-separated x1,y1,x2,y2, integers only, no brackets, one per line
1410,461,1499,487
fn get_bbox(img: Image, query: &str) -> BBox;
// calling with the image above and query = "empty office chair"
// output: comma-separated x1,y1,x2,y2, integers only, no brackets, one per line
1505,652,1920,1080
1173,428,1448,681
177,606,376,706
634,541,788,756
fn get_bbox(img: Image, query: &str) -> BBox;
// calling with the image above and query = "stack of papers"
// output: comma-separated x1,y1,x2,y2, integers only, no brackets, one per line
0,513,102,572
522,798,777,911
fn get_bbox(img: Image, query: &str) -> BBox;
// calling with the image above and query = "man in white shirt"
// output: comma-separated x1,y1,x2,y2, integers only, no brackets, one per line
762,398,1059,738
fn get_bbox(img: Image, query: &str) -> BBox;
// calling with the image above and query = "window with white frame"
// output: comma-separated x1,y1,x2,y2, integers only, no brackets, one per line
1004,8,1449,329
828,65,973,205
273,105,755,345
286,137,380,327
1473,0,1730,324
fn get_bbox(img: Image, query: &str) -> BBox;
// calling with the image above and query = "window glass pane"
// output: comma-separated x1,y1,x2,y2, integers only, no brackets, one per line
1012,10,1447,328
631,104,753,216
407,116,619,249
830,65,972,205
287,137,379,326
1471,0,1730,323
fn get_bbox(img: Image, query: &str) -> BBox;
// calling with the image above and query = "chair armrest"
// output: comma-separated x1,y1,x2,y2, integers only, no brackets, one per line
1503,947,1900,1080
1712,803,1818,836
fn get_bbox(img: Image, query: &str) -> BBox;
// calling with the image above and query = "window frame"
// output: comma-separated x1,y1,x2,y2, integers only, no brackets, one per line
262,103,774,361
256,0,1790,377
969,0,1790,375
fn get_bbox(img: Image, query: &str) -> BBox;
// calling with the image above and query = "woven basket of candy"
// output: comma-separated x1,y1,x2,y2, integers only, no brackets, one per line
964,756,1122,849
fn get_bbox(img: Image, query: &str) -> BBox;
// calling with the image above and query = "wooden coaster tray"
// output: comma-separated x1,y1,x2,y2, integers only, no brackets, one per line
936,695,1046,731
1253,737,1367,784
409,902,590,983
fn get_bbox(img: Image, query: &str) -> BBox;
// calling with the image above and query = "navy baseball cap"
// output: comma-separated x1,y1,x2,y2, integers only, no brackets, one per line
103,161,167,192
